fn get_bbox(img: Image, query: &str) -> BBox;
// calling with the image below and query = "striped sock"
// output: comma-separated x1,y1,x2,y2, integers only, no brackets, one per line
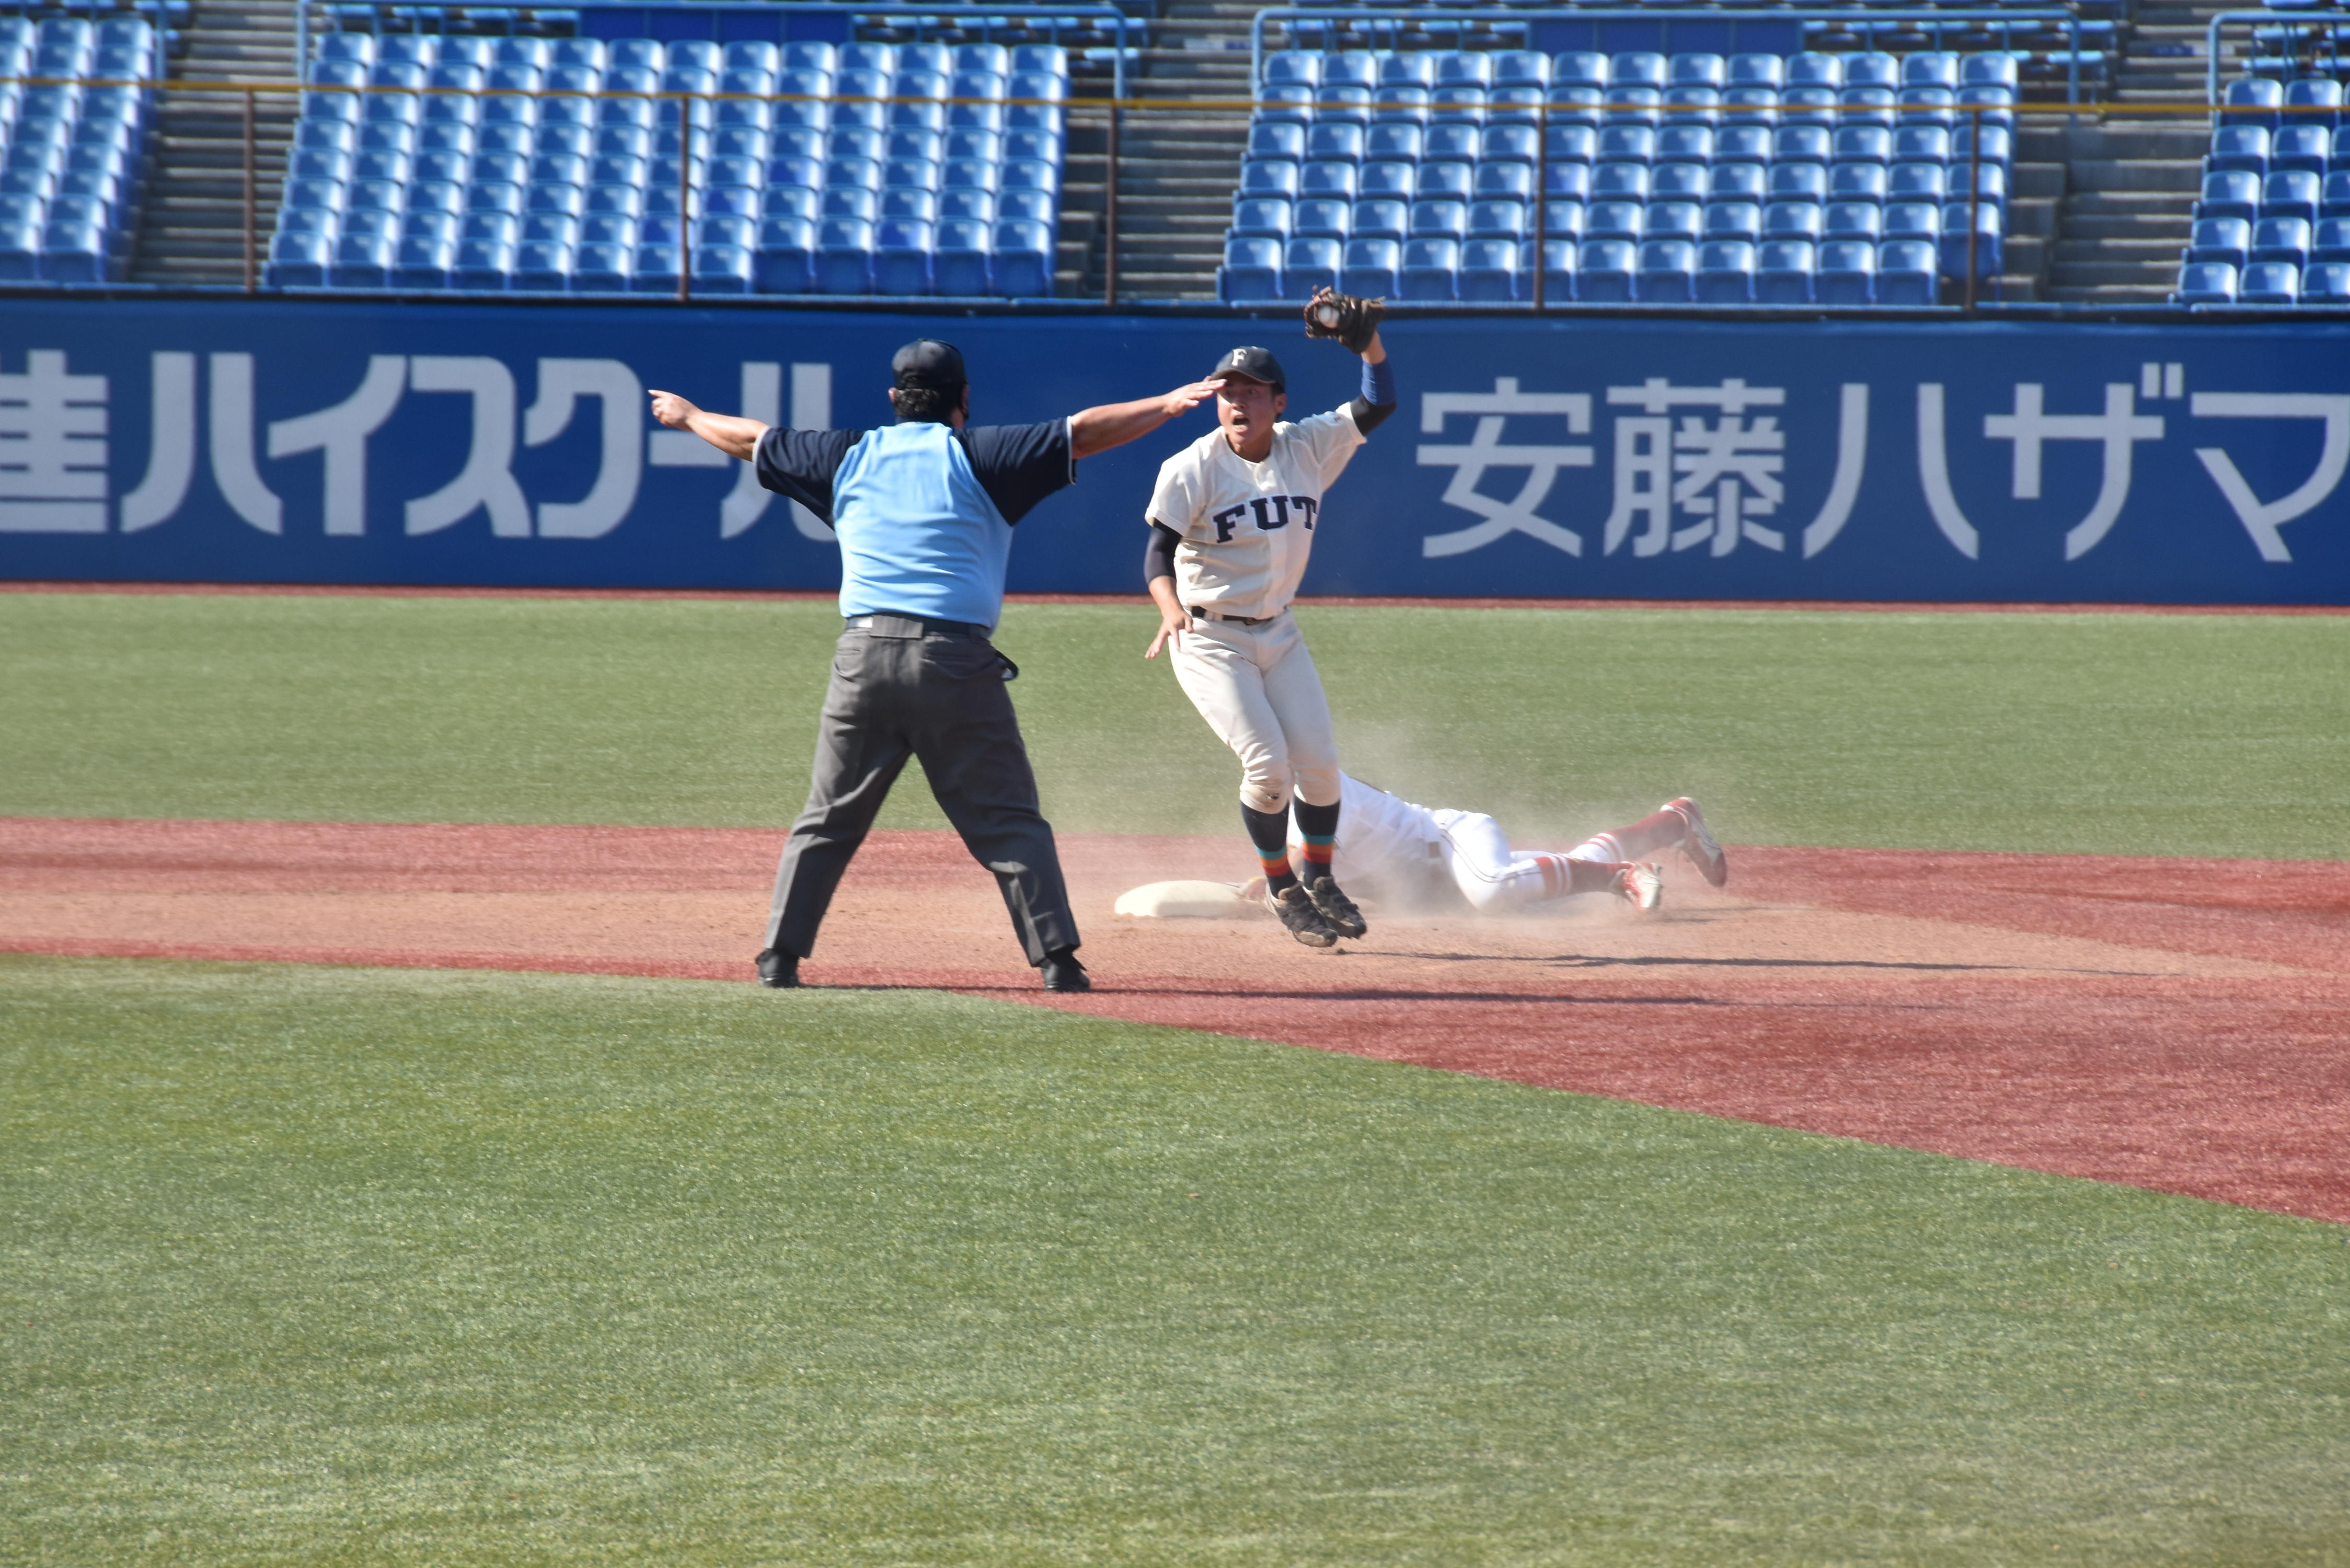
1570,803,1689,864
1240,802,1298,896
1292,797,1340,887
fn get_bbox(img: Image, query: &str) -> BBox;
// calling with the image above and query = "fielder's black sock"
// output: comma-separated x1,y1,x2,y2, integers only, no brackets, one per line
1240,802,1298,896
1293,797,1340,887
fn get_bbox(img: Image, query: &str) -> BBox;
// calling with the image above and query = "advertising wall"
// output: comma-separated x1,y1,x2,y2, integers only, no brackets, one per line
3,298,2345,604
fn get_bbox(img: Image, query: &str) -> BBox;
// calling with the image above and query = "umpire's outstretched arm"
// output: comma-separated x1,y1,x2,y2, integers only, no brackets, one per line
646,378,1224,460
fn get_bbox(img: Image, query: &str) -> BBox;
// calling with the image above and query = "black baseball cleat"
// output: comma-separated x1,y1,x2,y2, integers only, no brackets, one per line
1269,885,1341,948
1301,874,1367,939
1041,948,1091,991
755,949,801,988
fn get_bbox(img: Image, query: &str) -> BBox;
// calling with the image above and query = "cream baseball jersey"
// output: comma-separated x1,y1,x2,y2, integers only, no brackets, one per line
1145,405,1368,622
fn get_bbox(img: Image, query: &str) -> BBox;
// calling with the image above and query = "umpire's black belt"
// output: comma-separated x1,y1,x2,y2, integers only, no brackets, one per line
1188,605,1278,627
846,613,992,640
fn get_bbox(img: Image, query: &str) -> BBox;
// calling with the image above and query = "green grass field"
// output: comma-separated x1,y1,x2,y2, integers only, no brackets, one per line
7,955,2347,1566
3,591,2346,857
4,590,2348,1564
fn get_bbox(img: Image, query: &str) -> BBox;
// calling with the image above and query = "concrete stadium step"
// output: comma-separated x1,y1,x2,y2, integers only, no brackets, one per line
130,1,300,287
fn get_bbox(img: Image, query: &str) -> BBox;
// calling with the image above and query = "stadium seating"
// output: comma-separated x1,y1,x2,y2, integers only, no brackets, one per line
1220,48,2017,305
0,16,158,284
273,34,1068,297
2182,67,2350,304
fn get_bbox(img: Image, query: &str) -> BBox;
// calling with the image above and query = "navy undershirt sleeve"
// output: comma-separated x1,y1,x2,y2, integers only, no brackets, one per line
752,427,864,523
958,418,1076,524
1349,356,1398,435
1144,521,1181,585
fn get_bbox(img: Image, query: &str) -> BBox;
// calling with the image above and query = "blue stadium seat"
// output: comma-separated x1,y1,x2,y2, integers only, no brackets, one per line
1424,123,1478,164
1411,199,1467,240
1340,235,1399,296
2253,215,2311,263
1296,198,1349,240
992,218,1052,297
1251,121,1306,160
1651,163,1707,203
1591,162,1649,202
1768,164,1829,204
2300,260,2350,301
2224,77,2284,129
1368,123,1423,163
1657,125,1713,165
921,217,983,295
1663,89,1720,132
1885,202,1942,243
1946,164,2008,205
1544,164,1592,202
1898,88,1956,131
1829,165,1890,205
1220,234,1281,301
1776,87,1835,130
1241,159,1301,199
813,217,873,293
1400,236,1458,299
266,229,330,287
2313,216,2350,261
1817,238,1876,303
1308,122,1366,163
1476,163,1534,202
1721,88,1778,129
1458,237,1516,299
2264,170,2321,222
1953,125,2012,167
1834,126,1892,166
1877,239,1938,304
1524,238,1575,301
1548,85,1602,130
1890,163,1948,202
2272,124,2330,175
1346,197,1402,240
1544,124,1597,166
1710,162,1768,204
1637,239,1695,301
1587,200,1644,243
1468,199,1525,241
1773,125,1831,166
1957,85,2015,131
1603,87,1661,130
1941,203,2004,276
1553,53,1607,90
1597,124,1656,165
1285,235,1340,296
453,236,515,291
1232,197,1291,240
1359,160,1413,200
1419,162,1475,201
2213,126,2271,176
1578,238,1637,301
2240,260,2299,302
1648,202,1702,244
1302,161,1358,200
1729,54,1784,90
1706,202,1762,244
511,239,570,292
1696,239,1755,302
2290,77,2346,128
1827,202,1882,242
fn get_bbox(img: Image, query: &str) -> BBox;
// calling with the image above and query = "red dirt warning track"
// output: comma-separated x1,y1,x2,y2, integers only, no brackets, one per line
4,816,2346,1224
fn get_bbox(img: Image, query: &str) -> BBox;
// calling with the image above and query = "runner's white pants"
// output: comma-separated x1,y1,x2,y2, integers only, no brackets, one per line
1169,609,1341,814
1432,809,1612,913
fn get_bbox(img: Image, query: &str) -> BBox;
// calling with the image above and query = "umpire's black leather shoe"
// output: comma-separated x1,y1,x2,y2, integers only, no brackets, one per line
1041,948,1090,992
755,949,801,988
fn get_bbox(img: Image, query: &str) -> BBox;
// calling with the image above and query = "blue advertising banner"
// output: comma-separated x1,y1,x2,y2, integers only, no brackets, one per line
3,298,2346,604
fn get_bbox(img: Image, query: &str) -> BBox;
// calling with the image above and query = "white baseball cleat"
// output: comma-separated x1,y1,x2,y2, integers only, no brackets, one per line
1666,797,1728,888
1613,861,1664,911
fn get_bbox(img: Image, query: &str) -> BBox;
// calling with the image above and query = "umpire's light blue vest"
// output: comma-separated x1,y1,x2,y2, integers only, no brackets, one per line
831,421,1013,630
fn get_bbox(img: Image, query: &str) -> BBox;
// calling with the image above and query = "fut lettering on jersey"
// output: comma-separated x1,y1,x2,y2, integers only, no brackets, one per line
1212,495,1319,542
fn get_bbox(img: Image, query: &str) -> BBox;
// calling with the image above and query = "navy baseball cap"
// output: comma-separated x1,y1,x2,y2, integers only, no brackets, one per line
892,338,967,390
1207,345,1285,393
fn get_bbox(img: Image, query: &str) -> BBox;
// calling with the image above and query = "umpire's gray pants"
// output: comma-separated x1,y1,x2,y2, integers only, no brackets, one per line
765,617,1079,966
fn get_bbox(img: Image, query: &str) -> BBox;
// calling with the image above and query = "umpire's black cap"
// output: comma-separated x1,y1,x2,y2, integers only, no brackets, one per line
892,338,967,391
1206,345,1285,393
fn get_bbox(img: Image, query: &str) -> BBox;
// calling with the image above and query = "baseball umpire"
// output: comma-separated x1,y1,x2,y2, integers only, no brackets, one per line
650,340,1223,993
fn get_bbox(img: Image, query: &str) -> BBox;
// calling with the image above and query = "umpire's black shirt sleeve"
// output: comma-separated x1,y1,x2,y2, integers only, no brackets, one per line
958,418,1076,524
753,428,864,524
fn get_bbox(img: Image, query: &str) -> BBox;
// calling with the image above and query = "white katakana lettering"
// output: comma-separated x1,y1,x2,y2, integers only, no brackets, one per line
2188,392,2350,563
1983,383,2164,560
120,352,195,534
268,355,406,536
523,358,642,539
405,355,528,537
210,352,283,534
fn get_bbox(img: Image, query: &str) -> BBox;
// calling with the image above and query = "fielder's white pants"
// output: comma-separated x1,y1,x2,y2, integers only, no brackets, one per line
1169,609,1341,814
1432,808,1612,913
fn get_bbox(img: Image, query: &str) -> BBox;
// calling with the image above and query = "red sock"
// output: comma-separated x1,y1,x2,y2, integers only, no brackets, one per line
1531,855,1632,901
1575,804,1687,864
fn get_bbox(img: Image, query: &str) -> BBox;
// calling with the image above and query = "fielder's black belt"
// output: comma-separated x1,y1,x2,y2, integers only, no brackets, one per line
1188,605,1277,626
846,613,992,640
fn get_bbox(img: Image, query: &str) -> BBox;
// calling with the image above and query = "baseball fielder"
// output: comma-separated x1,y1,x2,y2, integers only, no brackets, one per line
1143,289,1396,950
1265,778,1729,915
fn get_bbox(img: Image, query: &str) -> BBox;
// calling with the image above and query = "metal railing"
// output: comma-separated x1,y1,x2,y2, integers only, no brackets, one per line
2207,7,2350,107
1252,7,2095,102
297,4,1137,102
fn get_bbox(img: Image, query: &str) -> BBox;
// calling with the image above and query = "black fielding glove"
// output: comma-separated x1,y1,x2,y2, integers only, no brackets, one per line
1301,285,1385,356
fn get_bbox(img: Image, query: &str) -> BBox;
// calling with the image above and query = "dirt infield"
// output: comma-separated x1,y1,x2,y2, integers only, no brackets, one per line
5,815,2345,1223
